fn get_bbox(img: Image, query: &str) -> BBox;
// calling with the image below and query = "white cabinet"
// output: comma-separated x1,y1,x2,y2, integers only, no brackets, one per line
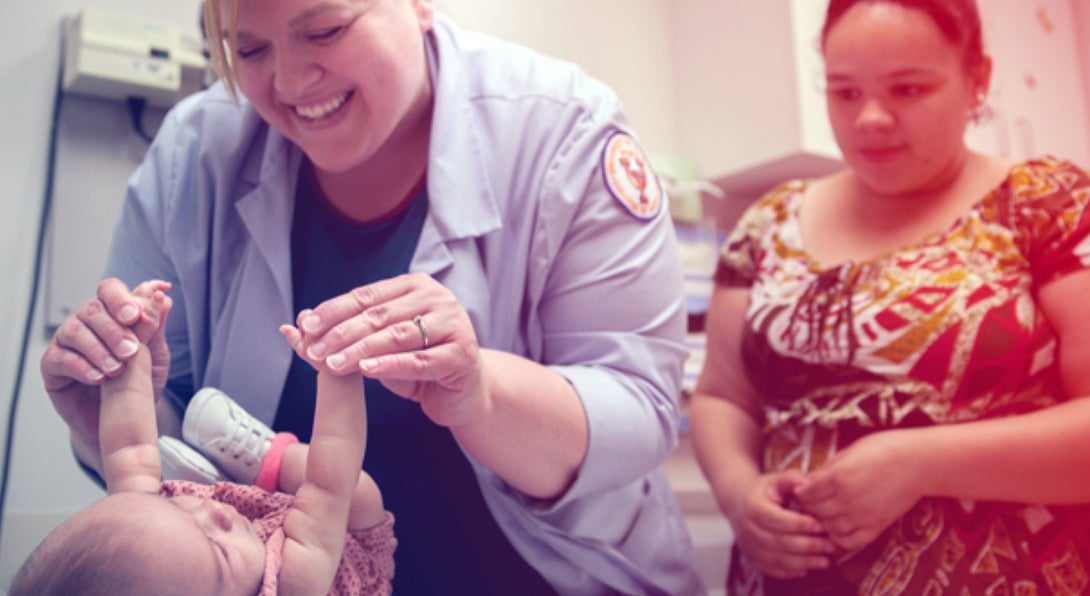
670,1,842,188
669,1,843,230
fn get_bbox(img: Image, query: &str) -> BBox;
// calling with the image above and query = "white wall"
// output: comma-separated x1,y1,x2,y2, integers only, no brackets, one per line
1078,0,1090,144
442,0,678,161
0,0,203,585
965,0,1090,166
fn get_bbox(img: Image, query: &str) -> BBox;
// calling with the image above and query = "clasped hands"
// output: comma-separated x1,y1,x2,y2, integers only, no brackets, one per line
732,430,922,579
43,272,491,459
279,272,491,429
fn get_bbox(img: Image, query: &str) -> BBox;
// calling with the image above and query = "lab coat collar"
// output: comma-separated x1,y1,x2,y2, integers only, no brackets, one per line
235,119,301,315
422,14,502,242
212,120,300,423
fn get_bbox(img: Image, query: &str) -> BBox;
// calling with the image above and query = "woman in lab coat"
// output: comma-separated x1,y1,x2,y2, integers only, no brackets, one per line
39,0,705,593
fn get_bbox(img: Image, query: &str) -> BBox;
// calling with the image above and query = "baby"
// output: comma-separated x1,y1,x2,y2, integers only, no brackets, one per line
12,281,395,595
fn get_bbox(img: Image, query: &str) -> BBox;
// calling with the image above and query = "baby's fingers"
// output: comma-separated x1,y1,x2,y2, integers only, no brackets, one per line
280,324,306,359
282,324,358,379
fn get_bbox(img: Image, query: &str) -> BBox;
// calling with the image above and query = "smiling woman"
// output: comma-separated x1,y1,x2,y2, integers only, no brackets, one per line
36,0,704,593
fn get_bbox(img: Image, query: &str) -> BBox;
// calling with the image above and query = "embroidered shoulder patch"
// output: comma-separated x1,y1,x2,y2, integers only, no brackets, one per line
602,132,663,220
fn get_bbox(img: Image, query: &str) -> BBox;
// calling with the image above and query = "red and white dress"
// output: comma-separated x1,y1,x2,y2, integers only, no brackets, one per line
717,156,1090,595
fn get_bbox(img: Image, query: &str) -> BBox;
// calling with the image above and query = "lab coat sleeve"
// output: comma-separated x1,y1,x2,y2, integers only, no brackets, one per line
534,108,688,507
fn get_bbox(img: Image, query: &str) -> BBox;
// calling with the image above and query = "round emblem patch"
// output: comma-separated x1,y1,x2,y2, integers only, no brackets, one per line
602,132,663,220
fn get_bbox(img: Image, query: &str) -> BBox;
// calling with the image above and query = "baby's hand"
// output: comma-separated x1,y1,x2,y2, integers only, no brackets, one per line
280,323,308,360
280,318,335,375
130,280,173,344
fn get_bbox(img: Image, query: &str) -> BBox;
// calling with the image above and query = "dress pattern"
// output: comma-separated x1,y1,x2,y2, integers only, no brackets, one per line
716,157,1090,595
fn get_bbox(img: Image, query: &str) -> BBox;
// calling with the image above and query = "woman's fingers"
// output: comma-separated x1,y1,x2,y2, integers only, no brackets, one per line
44,279,174,390
97,277,143,326
297,274,463,369
53,299,136,382
299,274,420,337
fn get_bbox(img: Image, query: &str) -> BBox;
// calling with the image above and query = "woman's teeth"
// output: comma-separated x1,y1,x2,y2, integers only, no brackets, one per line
295,93,348,120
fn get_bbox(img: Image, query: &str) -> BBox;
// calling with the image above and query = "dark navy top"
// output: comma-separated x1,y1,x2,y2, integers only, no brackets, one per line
275,169,554,595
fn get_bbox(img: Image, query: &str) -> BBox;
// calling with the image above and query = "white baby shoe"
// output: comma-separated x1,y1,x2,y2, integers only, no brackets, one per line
159,435,226,484
182,387,275,484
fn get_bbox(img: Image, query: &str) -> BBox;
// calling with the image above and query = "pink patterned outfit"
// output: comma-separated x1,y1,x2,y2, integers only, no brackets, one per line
717,157,1090,595
160,481,396,595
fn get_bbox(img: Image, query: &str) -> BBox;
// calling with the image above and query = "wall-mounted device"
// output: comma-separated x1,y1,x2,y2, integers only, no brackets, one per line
62,7,208,108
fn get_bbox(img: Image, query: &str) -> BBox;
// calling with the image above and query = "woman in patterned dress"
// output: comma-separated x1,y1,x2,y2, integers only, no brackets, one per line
691,0,1090,593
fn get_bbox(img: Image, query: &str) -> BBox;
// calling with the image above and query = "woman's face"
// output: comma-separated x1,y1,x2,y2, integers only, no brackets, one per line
823,2,986,197
222,0,435,174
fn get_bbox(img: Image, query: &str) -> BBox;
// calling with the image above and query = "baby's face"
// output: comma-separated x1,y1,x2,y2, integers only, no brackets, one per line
111,492,266,595
166,494,266,593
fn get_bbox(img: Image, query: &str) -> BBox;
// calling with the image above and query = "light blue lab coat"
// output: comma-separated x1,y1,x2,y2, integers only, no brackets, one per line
104,13,705,596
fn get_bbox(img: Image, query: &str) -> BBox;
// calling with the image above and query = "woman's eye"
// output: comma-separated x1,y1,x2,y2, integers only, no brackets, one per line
308,26,345,42
236,45,267,60
893,84,924,97
828,87,860,101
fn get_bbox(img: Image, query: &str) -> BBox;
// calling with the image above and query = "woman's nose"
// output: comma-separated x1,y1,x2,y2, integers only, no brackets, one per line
856,97,895,129
273,49,320,96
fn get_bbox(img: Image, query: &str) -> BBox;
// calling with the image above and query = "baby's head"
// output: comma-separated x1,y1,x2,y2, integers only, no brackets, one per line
12,491,265,596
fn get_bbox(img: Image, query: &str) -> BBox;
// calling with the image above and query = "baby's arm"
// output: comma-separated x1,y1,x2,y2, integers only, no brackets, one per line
277,446,386,532
276,324,371,594
99,282,172,495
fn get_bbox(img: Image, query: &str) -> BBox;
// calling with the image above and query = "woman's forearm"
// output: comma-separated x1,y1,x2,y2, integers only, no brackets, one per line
452,349,588,500
909,396,1090,504
689,393,765,520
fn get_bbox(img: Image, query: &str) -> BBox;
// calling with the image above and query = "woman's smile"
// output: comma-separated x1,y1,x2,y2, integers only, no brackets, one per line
293,90,352,121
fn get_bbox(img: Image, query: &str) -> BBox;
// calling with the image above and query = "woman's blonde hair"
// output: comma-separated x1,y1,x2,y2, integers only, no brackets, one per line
203,0,243,100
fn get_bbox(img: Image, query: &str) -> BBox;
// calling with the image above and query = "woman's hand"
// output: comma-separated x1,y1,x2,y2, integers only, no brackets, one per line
290,272,487,428
40,278,172,468
793,430,922,552
728,470,835,579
